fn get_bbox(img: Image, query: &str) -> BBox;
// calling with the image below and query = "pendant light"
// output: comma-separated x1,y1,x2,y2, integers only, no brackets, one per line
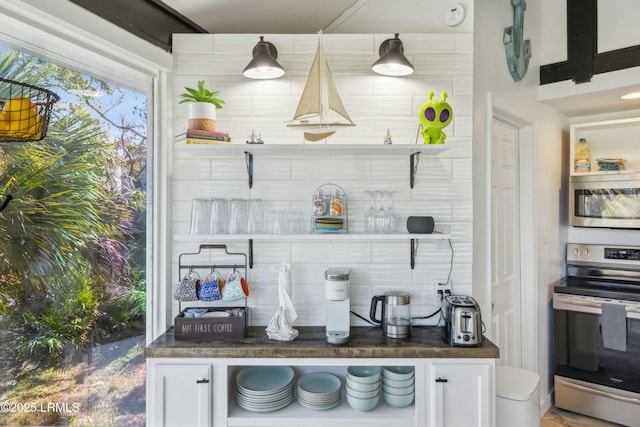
243,36,285,79
372,33,414,77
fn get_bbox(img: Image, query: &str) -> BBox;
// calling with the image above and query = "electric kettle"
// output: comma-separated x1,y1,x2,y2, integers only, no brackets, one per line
369,291,411,338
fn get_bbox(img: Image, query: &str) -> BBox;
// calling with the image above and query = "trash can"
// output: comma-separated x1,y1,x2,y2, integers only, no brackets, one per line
496,366,540,427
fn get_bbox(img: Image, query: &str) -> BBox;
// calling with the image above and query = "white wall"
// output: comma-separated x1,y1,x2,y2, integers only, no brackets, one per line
473,0,568,415
168,33,473,328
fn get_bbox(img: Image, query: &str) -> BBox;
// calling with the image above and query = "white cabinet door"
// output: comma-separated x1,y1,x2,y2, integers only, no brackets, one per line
148,362,212,427
430,362,493,427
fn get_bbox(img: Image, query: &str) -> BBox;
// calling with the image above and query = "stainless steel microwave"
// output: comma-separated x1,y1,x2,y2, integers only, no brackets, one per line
570,173,640,229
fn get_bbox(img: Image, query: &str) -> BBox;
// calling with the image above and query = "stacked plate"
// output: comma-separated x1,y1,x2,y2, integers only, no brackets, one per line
382,366,415,408
346,366,381,412
235,366,295,412
314,217,344,231
296,372,342,410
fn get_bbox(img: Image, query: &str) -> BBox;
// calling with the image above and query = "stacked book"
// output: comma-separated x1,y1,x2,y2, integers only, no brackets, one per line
177,128,231,144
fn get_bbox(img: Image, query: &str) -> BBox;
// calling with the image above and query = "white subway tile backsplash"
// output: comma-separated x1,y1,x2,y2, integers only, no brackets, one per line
413,54,473,75
172,34,215,54
453,74,473,96
172,54,221,74
173,158,211,180
292,242,372,265
455,33,474,54
375,75,453,97
169,33,473,325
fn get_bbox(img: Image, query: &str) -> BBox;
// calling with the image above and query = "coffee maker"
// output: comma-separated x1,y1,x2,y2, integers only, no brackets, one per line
325,267,351,344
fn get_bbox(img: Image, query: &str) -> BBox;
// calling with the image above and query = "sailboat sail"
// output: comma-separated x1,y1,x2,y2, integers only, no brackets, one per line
288,32,355,140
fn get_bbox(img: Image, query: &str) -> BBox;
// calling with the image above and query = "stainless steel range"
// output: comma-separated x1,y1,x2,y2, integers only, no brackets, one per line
553,243,640,426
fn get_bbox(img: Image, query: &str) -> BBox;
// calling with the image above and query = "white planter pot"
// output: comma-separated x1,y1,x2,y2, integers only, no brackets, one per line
188,102,217,131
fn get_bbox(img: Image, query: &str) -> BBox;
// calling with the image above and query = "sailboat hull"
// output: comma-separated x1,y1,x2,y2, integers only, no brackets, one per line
288,122,355,142
304,131,335,142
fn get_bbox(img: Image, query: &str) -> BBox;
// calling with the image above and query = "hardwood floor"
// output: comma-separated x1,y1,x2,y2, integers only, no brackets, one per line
540,407,626,427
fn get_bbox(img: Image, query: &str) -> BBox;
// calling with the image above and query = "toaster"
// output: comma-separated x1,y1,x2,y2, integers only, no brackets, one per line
442,295,483,346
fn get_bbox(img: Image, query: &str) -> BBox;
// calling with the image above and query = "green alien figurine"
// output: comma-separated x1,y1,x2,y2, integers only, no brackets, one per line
418,91,453,144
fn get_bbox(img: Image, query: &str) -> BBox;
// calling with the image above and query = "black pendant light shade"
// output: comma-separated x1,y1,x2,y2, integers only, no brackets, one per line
372,33,414,77
243,36,285,79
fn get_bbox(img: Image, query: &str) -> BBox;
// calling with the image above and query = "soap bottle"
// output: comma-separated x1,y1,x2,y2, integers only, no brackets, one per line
574,137,591,172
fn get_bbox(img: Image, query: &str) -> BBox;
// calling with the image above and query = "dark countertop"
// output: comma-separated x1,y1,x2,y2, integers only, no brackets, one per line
145,326,499,359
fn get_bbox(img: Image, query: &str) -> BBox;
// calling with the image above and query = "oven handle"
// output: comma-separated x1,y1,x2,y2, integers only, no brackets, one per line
553,295,640,319
556,377,640,405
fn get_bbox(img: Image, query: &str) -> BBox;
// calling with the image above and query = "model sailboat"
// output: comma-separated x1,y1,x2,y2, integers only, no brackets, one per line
287,31,355,142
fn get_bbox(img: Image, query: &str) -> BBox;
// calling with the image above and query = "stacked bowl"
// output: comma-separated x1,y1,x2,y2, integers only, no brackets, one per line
382,366,415,408
346,366,381,412
296,372,342,410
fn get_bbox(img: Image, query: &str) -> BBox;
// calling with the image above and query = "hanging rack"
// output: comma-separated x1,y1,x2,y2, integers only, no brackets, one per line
178,244,248,281
176,244,249,313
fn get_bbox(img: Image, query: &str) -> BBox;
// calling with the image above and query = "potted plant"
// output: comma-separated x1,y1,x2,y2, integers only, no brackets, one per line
179,80,225,131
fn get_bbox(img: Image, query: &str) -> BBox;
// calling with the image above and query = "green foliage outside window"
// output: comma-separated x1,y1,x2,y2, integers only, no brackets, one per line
0,48,147,426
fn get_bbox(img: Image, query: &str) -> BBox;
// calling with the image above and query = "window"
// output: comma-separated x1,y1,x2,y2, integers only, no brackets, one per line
0,46,148,427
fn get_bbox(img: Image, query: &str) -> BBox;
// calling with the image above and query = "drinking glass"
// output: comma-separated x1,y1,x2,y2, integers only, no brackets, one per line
372,191,387,233
248,199,264,234
269,210,288,234
190,198,211,234
209,198,228,234
380,190,397,233
364,190,378,233
289,211,305,234
228,198,248,234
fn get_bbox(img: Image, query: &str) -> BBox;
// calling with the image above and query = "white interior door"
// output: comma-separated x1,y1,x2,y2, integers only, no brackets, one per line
490,118,522,368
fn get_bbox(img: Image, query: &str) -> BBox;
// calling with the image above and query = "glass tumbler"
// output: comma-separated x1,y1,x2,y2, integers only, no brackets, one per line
228,198,249,234
209,198,229,234
289,211,305,234
190,198,211,234
269,210,288,234
248,199,264,234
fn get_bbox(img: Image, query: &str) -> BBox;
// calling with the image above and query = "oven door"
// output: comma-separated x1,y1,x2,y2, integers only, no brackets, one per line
553,293,640,393
569,173,640,228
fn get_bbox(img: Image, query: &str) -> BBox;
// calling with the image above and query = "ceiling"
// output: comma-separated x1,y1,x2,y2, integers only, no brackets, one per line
540,83,640,117
159,0,474,34
57,0,640,117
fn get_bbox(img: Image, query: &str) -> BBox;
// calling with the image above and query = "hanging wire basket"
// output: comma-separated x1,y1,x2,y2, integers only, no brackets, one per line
0,77,60,142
